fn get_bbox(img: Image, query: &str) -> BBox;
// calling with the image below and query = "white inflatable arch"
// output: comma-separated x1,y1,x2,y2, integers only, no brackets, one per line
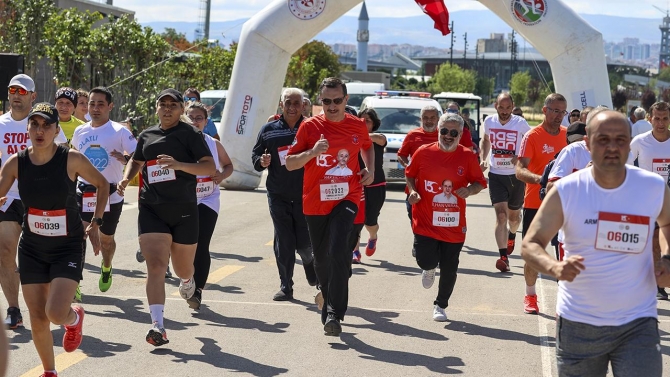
219,0,611,190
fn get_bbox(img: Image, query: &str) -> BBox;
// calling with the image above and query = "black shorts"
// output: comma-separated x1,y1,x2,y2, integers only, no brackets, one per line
18,239,83,284
78,199,124,236
522,208,539,238
488,172,525,210
364,185,386,226
0,199,24,225
138,202,199,245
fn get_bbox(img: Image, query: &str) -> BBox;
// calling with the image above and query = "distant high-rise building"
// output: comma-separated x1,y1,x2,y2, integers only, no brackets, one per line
660,14,670,69
356,1,369,72
476,33,507,53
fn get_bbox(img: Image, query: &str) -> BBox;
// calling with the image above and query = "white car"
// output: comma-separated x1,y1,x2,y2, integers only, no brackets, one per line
359,91,443,182
200,90,228,128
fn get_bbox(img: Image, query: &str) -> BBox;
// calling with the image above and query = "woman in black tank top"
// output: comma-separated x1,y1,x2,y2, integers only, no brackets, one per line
0,103,109,376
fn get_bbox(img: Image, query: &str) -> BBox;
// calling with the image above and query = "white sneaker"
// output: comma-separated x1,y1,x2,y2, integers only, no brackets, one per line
179,277,196,299
422,268,436,289
433,305,447,322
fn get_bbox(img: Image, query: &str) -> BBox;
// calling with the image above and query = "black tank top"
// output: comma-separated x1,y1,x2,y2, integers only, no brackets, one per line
18,145,84,241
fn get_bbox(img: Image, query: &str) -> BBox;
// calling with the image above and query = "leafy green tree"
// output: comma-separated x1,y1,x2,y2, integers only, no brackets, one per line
509,71,531,106
285,41,341,99
475,76,494,101
431,63,476,94
658,67,670,83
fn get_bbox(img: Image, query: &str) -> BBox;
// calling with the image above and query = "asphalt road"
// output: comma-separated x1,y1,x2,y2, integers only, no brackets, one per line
4,180,670,377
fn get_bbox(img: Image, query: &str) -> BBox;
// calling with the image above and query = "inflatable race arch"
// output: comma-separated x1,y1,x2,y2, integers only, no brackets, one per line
219,0,611,190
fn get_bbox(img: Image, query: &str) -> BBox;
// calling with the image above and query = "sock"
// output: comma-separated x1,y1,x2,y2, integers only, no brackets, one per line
68,310,80,327
181,278,191,284
102,264,111,272
508,232,516,241
498,248,507,258
149,304,165,328
525,285,536,296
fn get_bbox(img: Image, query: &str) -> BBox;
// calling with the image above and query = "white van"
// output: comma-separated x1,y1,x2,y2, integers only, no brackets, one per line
345,82,385,112
200,90,228,127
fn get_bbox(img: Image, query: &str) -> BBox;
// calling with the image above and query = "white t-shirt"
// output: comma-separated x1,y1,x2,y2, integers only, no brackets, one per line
548,141,591,181
627,131,670,179
0,112,67,200
71,120,137,204
555,166,663,326
484,114,531,175
197,134,221,213
631,119,652,138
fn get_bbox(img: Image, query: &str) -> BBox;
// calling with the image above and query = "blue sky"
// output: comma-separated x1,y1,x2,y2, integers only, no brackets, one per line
110,0,669,23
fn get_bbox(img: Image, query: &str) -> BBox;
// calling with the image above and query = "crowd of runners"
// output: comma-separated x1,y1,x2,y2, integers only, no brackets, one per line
0,73,670,376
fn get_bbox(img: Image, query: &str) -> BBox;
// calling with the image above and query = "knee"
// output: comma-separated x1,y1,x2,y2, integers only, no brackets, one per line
45,305,72,325
145,255,168,275
495,211,507,225
416,255,438,271
100,238,115,252
0,245,16,262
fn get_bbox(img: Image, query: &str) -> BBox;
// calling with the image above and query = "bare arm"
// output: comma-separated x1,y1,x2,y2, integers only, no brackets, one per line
397,154,410,168
0,155,18,204
212,140,234,184
285,135,328,171
370,133,386,146
406,176,421,205
516,157,542,184
479,134,491,165
546,180,556,193
157,155,215,177
655,185,670,287
359,145,375,185
117,158,144,196
454,182,484,199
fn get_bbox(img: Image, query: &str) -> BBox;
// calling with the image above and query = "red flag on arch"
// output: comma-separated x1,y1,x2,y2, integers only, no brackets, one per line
415,0,451,36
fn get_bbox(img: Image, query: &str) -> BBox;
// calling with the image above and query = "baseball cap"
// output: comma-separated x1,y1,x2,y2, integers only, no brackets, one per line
28,103,59,125
157,88,183,103
566,121,587,143
8,74,35,92
55,87,78,106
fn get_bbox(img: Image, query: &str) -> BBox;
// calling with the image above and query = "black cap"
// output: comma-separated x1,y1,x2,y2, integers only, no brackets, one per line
55,87,77,106
157,88,183,103
28,103,59,125
567,121,587,143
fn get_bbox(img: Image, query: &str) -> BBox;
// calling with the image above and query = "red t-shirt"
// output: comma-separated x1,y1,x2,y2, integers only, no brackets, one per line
460,126,475,150
397,127,438,159
405,143,487,243
288,114,372,215
518,125,568,209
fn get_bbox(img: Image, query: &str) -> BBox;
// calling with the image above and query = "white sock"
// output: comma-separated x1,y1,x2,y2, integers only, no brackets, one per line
149,304,164,328
68,310,80,327
525,285,536,296
181,277,192,284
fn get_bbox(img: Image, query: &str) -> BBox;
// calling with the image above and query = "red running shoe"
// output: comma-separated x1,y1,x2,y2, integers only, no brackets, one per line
40,372,57,377
352,250,361,264
524,294,539,314
63,306,84,352
365,238,377,257
507,239,515,255
495,256,510,272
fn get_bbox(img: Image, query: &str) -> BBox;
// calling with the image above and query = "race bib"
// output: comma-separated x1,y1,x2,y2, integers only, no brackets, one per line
595,212,649,254
492,154,514,170
81,192,110,213
28,208,67,237
196,177,215,199
319,177,349,201
147,159,176,184
432,210,460,227
0,198,13,213
278,146,289,166
652,158,670,178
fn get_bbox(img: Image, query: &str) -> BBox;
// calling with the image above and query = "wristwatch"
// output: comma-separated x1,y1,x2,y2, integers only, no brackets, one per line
91,217,104,226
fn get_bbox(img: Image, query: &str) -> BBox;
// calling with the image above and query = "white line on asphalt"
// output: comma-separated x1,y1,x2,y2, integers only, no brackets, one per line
537,276,555,377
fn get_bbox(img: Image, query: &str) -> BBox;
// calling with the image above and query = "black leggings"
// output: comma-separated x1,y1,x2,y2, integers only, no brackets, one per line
194,204,218,290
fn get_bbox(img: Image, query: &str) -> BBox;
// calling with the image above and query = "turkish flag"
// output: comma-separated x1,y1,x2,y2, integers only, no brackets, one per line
415,0,451,36
662,61,668,69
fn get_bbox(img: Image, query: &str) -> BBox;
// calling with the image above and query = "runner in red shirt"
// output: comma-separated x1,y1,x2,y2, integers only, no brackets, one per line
286,77,374,337
405,113,487,322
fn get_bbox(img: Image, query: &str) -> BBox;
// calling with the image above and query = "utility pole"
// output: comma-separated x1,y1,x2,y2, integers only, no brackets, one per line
205,0,211,41
463,32,468,67
449,21,455,65
510,30,518,75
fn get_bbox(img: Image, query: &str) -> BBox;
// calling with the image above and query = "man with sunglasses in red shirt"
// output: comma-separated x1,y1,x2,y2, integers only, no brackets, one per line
0,74,67,329
286,77,374,337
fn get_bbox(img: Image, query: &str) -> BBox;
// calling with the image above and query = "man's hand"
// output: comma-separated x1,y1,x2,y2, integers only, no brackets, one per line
85,223,102,256
260,149,271,168
549,255,585,282
358,168,373,185
454,187,471,199
156,154,182,171
312,134,329,155
110,149,126,164
479,160,488,172
656,257,670,288
408,190,421,205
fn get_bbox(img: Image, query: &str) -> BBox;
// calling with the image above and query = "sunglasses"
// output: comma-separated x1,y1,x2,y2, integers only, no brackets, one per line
570,113,580,117
440,128,460,137
188,115,206,122
184,96,198,102
320,97,345,106
8,87,29,95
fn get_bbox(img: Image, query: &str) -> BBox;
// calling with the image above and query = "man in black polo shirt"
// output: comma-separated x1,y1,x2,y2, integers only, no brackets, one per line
252,87,317,301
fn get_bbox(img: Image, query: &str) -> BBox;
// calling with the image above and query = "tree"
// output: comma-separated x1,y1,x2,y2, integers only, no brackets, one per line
641,88,657,111
659,67,670,83
527,79,542,109
509,71,531,106
612,89,628,111
161,28,194,51
475,76,494,102
431,63,476,94
285,41,341,100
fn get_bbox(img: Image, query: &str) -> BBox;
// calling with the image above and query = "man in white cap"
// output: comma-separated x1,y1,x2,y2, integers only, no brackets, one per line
0,74,67,329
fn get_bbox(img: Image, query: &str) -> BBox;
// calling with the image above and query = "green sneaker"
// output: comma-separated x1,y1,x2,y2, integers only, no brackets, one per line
73,285,82,303
99,263,113,292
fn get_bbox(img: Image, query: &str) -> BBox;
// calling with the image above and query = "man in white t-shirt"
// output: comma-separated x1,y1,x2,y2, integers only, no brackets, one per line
432,180,458,204
627,101,670,300
0,74,67,329
479,93,531,272
522,108,670,376
71,87,137,295
631,107,652,138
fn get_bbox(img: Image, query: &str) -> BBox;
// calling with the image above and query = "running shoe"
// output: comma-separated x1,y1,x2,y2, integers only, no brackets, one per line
496,256,510,272
146,323,169,347
73,285,82,303
63,306,84,352
4,307,23,329
507,238,516,255
136,249,145,263
422,268,436,289
272,290,293,301
165,265,173,278
323,314,342,336
179,277,196,299
98,263,112,292
187,288,202,310
314,291,324,311
433,305,448,322
40,372,58,377
524,294,539,314
365,238,377,257
657,287,668,300
352,250,361,264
